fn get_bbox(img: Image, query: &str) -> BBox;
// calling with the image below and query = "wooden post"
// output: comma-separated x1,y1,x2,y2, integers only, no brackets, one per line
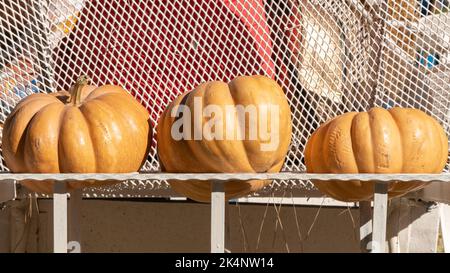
68,189,82,253
359,201,372,252
372,182,388,253
440,204,450,253
211,181,225,253
53,182,68,253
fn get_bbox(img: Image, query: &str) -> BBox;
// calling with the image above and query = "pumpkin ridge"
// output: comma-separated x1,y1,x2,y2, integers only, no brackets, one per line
86,99,131,171
429,114,448,172
387,108,405,173
156,94,187,171
226,80,256,173
326,113,359,198
184,82,239,172
3,100,58,172
313,122,328,173
3,120,28,172
23,102,65,172
97,92,150,120
228,76,288,172
84,100,120,171
202,82,248,172
56,106,70,172
82,85,124,102
436,119,449,170
368,109,378,173
324,115,343,171
78,104,99,172
95,94,151,170
8,94,60,119
349,113,360,173
350,112,378,197
156,100,178,171
228,77,264,171
421,113,437,172
185,84,219,171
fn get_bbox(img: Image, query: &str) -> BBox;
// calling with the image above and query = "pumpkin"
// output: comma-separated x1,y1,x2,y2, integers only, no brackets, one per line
305,107,448,202
157,75,292,202
1,76,152,193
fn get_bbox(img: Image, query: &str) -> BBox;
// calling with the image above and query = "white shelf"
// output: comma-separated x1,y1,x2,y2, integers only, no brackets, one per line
1,172,449,182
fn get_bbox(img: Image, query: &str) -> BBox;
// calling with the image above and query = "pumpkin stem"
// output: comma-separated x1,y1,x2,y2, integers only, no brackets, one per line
69,75,90,106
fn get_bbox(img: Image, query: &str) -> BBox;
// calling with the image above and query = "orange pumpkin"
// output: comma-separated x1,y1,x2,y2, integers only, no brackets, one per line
157,75,292,202
2,76,152,193
305,107,448,202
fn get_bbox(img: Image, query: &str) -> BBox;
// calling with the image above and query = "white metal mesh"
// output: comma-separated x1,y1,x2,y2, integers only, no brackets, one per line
0,0,449,183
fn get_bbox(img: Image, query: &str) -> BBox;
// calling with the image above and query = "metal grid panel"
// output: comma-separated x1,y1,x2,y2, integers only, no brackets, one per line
0,0,449,189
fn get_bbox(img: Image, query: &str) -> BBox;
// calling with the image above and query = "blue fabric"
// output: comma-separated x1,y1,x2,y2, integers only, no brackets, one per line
421,0,431,16
11,77,40,98
418,50,439,69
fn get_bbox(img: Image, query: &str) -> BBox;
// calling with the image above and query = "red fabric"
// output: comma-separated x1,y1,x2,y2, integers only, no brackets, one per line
285,5,302,64
54,0,274,121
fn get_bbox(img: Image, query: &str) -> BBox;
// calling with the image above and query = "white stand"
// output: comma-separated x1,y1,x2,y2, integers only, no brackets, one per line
359,200,372,252
440,204,450,252
372,182,388,253
359,182,389,253
53,182,68,253
211,181,225,253
68,189,82,253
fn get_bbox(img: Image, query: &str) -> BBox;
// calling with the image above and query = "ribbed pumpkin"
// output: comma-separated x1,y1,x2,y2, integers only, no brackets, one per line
2,76,152,193
157,75,292,202
305,107,448,202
